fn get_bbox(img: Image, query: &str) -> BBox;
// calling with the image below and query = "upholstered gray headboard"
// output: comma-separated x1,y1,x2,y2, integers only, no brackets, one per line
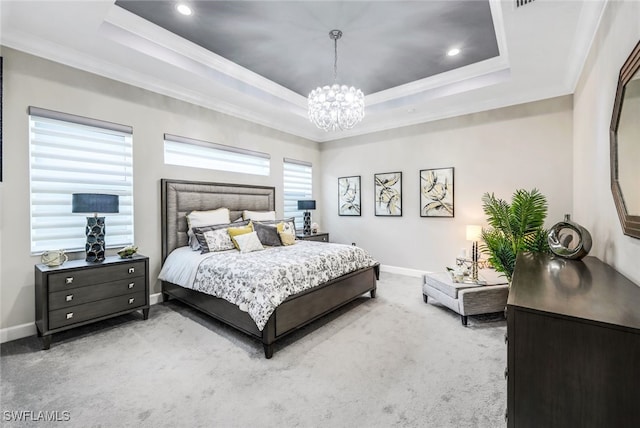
161,179,276,261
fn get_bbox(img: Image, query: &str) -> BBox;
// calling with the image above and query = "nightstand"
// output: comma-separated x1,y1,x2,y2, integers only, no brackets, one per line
35,254,149,350
296,232,329,242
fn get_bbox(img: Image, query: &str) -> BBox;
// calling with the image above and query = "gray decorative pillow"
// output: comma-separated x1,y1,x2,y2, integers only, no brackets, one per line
253,222,282,247
193,220,250,253
255,217,297,237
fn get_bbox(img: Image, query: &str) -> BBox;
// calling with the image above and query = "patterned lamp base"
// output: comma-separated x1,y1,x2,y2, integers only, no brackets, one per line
85,216,106,262
303,212,311,235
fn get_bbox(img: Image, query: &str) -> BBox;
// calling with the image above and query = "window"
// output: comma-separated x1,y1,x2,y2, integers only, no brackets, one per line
283,158,312,231
29,107,134,254
164,134,270,176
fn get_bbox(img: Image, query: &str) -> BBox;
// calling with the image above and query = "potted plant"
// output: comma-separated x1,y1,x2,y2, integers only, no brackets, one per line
480,188,550,282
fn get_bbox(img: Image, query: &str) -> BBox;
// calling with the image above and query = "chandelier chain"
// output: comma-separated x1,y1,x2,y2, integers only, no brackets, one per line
333,33,338,82
329,29,342,82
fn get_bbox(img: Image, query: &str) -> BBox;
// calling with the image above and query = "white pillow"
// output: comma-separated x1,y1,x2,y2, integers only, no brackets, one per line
186,208,231,250
242,210,276,221
233,231,265,253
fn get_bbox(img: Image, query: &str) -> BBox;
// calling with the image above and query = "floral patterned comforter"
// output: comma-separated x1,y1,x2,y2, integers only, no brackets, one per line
188,241,377,331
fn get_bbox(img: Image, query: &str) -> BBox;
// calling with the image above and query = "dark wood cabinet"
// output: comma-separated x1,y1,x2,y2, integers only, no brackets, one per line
296,232,329,242
35,255,149,349
507,253,640,427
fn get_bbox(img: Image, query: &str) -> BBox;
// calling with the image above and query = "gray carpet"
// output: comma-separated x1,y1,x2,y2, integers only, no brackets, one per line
0,273,507,428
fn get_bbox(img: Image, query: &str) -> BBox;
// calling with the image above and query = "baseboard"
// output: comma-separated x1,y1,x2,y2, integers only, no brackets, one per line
380,265,428,278
1,293,165,344
149,292,163,305
0,322,37,344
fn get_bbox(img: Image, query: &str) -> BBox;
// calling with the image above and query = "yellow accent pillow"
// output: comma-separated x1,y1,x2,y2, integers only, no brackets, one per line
277,221,296,245
227,222,254,249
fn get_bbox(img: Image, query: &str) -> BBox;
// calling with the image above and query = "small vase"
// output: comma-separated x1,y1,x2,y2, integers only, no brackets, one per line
548,214,592,260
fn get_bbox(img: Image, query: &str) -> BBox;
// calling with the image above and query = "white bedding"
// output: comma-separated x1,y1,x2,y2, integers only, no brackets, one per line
158,246,225,288
158,241,377,330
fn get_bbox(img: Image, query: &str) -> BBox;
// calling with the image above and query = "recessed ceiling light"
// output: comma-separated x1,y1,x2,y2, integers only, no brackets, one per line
176,3,192,16
447,48,461,57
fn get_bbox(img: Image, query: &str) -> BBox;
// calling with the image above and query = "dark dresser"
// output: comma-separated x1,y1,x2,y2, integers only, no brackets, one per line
507,253,640,427
296,232,329,242
35,254,149,349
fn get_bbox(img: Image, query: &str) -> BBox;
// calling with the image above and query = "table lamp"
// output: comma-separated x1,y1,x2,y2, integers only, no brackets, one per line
72,193,119,262
297,200,316,235
466,225,482,281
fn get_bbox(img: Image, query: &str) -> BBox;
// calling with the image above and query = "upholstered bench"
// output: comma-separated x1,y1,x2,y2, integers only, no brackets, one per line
422,271,509,326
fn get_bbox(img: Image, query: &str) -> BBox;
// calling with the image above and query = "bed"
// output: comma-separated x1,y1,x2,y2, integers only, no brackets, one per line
160,179,379,358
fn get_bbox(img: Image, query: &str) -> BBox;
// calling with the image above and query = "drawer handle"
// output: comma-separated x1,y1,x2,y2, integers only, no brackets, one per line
504,367,508,380
128,298,135,304
504,333,508,344
66,312,74,320
65,294,73,302
128,267,135,274
128,282,135,289
65,277,74,284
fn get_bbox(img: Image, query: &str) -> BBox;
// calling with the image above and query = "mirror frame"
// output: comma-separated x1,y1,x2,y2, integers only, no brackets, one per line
610,40,640,239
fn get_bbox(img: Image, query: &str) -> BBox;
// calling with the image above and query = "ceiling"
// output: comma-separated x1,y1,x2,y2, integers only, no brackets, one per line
0,1,606,143
114,1,500,96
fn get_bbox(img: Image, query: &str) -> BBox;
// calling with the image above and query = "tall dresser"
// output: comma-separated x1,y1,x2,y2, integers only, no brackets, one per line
507,253,640,428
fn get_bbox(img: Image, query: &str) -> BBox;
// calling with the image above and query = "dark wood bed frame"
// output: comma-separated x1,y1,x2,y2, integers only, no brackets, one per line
160,179,378,358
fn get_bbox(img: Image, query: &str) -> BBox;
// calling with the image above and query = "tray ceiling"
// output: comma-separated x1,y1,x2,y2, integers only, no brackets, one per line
0,1,607,142
114,0,500,96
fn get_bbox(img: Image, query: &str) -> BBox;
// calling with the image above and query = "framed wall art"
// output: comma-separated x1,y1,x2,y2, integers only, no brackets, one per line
420,167,454,217
374,171,402,216
338,175,361,216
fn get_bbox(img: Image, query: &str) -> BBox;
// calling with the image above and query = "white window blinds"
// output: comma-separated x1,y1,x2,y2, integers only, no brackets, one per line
28,107,134,254
164,134,270,176
283,158,313,231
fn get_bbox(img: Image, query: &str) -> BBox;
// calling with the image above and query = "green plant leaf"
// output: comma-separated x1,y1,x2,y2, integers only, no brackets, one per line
511,188,547,237
480,188,550,282
482,193,512,236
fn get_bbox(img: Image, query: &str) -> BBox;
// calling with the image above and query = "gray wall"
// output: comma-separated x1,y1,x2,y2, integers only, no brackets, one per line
572,0,640,284
0,48,320,337
319,97,574,274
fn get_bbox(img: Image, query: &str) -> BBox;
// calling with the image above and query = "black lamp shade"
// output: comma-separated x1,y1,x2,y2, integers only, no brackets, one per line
72,193,119,214
297,200,316,211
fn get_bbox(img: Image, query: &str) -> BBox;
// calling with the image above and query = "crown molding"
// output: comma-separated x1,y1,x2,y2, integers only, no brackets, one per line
1,29,325,142
0,0,604,144
103,5,307,109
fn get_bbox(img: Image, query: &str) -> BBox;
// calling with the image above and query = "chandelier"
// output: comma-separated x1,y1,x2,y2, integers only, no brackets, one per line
308,30,365,132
